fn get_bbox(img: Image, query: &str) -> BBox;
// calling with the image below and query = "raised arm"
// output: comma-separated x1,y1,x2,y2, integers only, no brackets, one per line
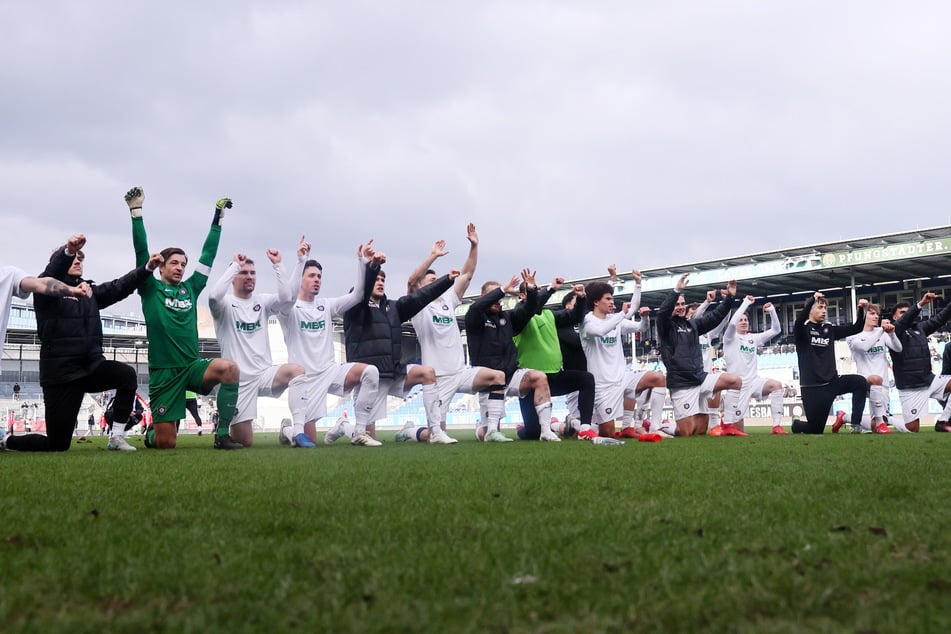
622,306,651,335
833,298,867,339
582,302,637,338
265,248,293,305
920,294,951,336
723,296,753,344
793,293,819,340
553,284,588,327
406,239,448,294
694,289,715,319
756,302,782,344
880,320,902,353
207,255,243,317
329,242,372,316
510,269,539,334
191,197,231,287
19,276,91,299
453,222,479,298
124,187,150,267
695,281,737,336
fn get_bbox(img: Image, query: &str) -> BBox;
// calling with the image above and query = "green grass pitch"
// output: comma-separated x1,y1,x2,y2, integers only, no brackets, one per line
2,429,950,633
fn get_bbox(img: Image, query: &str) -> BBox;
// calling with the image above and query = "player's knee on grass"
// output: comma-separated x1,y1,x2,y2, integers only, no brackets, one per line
154,422,178,449
231,421,254,447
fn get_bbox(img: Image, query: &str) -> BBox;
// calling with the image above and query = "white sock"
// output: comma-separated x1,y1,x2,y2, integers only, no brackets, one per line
422,383,441,428
621,408,634,429
352,366,380,435
288,374,312,430
649,387,667,430
869,385,887,420
486,393,504,433
940,393,951,422
769,390,783,426
536,401,553,433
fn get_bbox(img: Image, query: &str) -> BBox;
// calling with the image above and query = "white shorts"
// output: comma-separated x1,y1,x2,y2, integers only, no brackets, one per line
299,363,357,423
435,367,525,419
670,374,719,422
593,370,646,425
233,365,282,425
898,375,951,423
723,376,769,423
359,366,417,422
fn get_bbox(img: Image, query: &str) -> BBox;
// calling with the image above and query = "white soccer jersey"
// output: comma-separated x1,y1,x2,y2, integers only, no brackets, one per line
410,288,465,376
722,300,781,382
580,306,645,387
208,261,291,375
693,299,730,373
277,255,366,373
0,266,29,354
847,328,901,379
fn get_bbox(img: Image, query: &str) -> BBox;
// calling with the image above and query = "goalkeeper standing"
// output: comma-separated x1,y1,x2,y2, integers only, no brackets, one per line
124,187,243,450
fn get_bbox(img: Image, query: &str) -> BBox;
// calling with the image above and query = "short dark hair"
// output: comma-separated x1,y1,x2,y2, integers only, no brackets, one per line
686,302,700,312
160,247,187,265
303,259,323,272
890,302,910,320
560,291,577,309
585,281,612,311
376,269,386,280
242,258,255,267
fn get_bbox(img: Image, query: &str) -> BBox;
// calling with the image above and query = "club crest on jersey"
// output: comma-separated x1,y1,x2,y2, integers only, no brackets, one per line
317,305,325,311
499,318,507,326
253,304,261,312
442,305,449,311
179,288,187,296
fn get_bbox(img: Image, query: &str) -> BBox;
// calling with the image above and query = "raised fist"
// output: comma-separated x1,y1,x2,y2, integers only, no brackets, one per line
125,187,144,216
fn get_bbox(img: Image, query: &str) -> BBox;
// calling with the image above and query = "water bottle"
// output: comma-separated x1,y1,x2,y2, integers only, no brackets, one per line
591,436,625,446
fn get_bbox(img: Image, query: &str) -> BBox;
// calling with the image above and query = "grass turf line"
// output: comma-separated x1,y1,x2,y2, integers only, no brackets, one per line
1,429,949,633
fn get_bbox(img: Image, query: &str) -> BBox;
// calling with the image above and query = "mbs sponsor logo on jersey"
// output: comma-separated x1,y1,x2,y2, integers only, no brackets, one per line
740,344,756,354
432,315,454,325
236,319,262,333
599,336,617,345
300,320,326,331
164,297,193,311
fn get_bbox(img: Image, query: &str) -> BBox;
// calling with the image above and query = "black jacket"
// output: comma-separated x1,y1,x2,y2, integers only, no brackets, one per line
343,264,454,379
657,290,735,389
34,248,150,385
793,296,864,387
464,286,537,379
891,302,951,389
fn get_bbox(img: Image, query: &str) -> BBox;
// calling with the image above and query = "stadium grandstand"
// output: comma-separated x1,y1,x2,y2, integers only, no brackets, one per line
5,225,951,433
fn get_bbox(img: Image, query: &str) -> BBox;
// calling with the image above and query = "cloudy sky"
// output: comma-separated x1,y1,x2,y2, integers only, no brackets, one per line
2,1,950,316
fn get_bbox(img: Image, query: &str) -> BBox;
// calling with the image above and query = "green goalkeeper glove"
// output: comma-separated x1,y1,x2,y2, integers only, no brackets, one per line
213,198,233,225
125,187,144,218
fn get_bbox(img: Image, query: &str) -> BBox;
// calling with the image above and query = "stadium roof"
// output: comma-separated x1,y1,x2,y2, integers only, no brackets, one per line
462,224,951,312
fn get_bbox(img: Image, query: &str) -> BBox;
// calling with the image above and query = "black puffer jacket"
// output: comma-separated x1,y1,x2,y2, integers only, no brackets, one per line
343,264,454,379
891,302,951,389
34,248,150,385
657,290,735,389
464,286,537,379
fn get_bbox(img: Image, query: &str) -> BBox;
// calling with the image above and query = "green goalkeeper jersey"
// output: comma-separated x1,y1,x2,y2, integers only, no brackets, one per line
132,216,221,369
